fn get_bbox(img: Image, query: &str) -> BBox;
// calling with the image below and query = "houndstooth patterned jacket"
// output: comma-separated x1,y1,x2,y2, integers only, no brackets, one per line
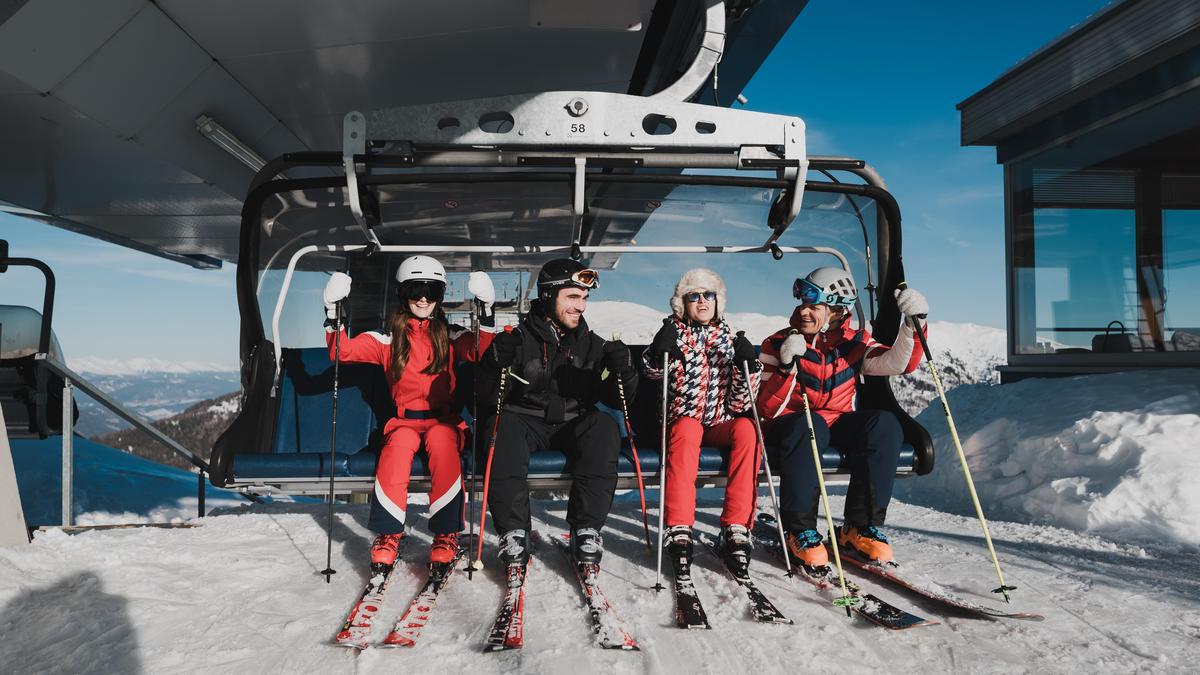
642,317,758,426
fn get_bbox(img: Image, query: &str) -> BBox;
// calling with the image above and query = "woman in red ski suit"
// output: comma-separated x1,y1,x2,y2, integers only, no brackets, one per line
322,256,496,568
642,268,762,571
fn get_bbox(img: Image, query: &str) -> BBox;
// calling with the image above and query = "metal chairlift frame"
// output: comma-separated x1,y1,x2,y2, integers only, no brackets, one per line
211,90,930,493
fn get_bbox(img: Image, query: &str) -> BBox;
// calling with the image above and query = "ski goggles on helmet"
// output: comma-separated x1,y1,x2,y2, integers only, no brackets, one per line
793,278,854,308
683,290,717,303
400,279,445,303
547,268,599,290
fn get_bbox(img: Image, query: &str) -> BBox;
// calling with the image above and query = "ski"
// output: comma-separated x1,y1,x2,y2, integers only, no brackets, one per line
696,533,792,624
550,534,640,650
751,518,936,630
379,537,471,648
483,562,528,652
333,539,408,649
667,536,711,629
831,535,1045,622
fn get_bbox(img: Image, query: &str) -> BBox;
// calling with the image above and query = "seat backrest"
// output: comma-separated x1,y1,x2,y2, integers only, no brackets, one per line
273,347,396,455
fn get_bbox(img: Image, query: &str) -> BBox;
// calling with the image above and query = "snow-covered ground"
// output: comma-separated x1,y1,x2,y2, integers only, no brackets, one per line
2,496,1198,674
896,368,1200,549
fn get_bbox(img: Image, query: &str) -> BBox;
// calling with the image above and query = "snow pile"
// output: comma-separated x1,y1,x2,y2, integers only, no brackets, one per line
896,368,1200,548
206,398,240,415
72,356,236,375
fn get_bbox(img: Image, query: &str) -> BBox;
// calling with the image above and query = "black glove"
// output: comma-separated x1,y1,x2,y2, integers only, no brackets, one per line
733,331,761,373
602,339,635,377
491,330,521,368
645,318,684,364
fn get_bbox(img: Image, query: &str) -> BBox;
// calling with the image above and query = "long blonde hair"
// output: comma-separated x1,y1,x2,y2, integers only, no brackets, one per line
388,305,450,383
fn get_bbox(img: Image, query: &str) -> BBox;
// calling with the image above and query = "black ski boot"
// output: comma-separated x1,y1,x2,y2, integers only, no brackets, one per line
717,524,753,578
497,529,529,566
665,525,694,570
571,528,604,565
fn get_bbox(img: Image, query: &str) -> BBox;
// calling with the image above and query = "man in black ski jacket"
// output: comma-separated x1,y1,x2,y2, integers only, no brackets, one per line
478,258,637,567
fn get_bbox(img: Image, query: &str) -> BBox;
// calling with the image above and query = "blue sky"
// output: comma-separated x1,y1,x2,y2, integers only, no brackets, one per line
0,1,1109,367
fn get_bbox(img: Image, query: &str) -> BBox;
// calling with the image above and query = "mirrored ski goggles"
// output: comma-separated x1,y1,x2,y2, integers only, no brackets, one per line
551,268,599,290
400,280,445,302
683,291,717,303
792,278,854,308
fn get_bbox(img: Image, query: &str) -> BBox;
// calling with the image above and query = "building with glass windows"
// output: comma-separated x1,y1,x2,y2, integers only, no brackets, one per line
959,0,1200,381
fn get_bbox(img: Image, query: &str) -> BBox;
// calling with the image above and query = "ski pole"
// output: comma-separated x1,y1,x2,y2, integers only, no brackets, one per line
467,302,480,579
740,356,792,578
791,344,857,615
611,332,653,553
899,284,1015,602
473,367,509,570
320,300,343,584
652,351,670,593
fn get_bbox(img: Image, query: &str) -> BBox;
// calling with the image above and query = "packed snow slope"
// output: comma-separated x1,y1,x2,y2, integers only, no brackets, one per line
2,497,1198,674
896,368,1200,549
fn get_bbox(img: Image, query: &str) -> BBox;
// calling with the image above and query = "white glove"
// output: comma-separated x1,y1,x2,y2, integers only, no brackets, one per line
779,333,807,372
467,270,495,309
895,287,929,321
323,272,352,319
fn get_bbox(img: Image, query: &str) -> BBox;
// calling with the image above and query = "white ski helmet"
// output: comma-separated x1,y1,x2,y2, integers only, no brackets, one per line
794,266,857,308
395,255,446,284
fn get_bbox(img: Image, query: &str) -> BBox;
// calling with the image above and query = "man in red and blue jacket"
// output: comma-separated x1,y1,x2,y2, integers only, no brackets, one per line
757,267,928,566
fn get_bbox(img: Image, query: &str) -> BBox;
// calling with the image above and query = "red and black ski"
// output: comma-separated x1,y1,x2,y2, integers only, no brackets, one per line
484,562,528,651
831,534,1045,622
333,539,408,649
379,538,471,648
550,534,639,650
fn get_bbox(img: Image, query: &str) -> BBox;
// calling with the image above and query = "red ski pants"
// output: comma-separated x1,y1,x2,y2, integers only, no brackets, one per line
368,417,464,535
664,416,760,528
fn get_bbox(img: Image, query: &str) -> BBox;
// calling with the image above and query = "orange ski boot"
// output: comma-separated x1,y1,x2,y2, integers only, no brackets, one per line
786,529,829,569
838,525,894,564
370,533,405,571
429,532,459,566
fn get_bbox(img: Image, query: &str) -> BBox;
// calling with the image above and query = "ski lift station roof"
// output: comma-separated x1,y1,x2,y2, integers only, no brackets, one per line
0,0,807,268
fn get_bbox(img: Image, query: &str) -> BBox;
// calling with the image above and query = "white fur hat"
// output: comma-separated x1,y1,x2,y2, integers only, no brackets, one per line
670,268,727,320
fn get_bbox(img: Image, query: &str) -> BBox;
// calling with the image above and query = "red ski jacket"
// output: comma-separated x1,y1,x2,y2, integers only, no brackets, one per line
757,308,924,426
327,318,496,422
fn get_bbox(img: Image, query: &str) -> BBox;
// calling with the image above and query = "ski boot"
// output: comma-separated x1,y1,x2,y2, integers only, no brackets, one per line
716,524,753,578
838,524,893,564
370,532,406,573
570,528,603,582
429,532,459,566
785,529,829,570
497,529,530,566
665,525,694,569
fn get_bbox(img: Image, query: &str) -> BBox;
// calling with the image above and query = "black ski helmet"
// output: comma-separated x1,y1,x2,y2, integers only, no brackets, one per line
536,258,599,305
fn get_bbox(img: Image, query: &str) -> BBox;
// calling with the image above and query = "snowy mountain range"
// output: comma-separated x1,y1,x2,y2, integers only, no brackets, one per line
71,369,240,438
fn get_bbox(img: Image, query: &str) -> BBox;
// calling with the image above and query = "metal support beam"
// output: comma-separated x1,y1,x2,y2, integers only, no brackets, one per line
0,406,30,546
342,111,382,249
61,379,73,527
651,0,727,102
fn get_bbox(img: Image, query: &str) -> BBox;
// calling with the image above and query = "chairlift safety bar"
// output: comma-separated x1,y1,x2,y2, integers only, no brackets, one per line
269,243,856,394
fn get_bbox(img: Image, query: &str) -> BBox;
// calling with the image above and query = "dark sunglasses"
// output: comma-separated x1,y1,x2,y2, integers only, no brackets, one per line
683,291,717,303
401,280,445,303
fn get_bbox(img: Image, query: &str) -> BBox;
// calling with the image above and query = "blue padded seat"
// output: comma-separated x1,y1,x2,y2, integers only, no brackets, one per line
229,346,917,482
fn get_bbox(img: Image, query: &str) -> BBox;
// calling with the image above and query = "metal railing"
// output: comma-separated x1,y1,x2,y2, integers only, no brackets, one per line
36,354,212,526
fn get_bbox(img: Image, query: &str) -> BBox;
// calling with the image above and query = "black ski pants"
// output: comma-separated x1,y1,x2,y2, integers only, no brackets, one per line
765,408,903,533
484,408,620,535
